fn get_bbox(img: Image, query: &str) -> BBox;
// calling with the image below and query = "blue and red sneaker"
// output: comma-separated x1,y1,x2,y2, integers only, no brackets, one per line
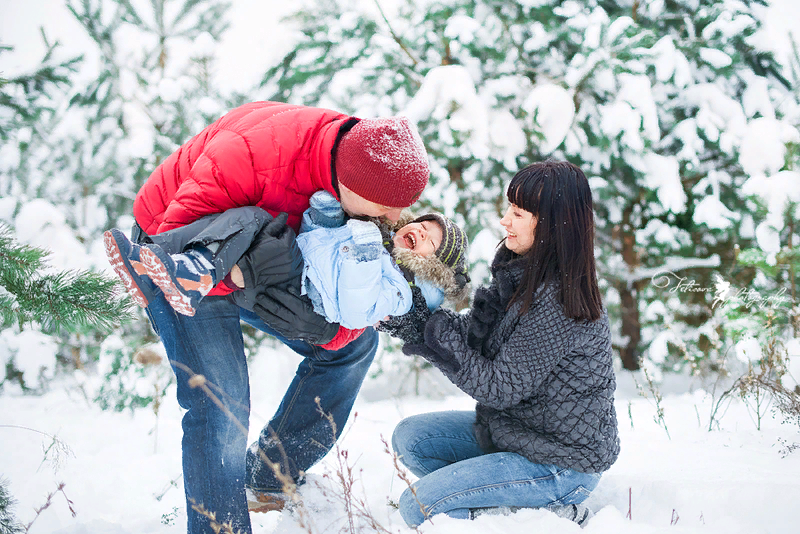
103,228,157,309
139,244,217,317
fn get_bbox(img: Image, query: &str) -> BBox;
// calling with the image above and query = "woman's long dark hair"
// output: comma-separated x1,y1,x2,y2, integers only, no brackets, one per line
506,160,603,321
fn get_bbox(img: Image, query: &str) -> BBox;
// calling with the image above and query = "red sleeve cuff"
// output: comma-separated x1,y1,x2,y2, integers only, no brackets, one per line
318,326,366,351
222,272,241,291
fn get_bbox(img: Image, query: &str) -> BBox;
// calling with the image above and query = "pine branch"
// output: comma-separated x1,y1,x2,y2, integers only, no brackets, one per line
0,229,47,279
0,36,80,141
372,0,420,67
0,225,135,333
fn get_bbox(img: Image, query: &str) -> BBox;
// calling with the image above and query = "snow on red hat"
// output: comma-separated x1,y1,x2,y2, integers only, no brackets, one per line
335,116,430,208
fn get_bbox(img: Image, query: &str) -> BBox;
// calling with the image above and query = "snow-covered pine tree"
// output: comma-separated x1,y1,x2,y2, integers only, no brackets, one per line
0,32,80,199
727,34,800,347
257,0,793,373
59,0,233,237
57,0,241,408
1,33,134,391
258,0,531,250
3,1,232,395
0,477,22,534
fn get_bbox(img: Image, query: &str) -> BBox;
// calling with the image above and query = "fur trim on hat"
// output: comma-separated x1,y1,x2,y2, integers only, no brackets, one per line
391,247,471,309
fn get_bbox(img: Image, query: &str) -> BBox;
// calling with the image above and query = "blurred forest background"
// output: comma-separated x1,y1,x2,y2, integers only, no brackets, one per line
0,0,799,416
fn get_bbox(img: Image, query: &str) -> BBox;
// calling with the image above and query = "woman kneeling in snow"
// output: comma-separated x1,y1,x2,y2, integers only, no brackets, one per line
378,160,620,527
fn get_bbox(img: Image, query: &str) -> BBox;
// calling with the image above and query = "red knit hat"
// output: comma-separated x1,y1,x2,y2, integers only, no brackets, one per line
335,117,430,208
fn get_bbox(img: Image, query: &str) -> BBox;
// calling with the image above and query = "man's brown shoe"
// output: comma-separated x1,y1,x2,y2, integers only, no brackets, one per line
246,489,288,513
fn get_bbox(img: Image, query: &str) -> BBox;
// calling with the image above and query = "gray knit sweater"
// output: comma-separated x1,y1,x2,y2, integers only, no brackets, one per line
407,247,620,474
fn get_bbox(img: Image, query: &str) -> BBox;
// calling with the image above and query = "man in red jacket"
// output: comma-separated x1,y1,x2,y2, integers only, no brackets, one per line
111,102,429,534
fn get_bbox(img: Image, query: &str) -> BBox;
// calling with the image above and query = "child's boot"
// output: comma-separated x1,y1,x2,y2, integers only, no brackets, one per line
104,229,157,308
139,245,217,316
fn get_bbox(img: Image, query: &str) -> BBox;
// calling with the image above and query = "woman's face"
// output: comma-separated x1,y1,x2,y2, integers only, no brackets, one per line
500,203,537,255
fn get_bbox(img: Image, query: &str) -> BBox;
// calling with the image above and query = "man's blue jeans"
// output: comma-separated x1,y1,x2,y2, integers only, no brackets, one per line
392,411,601,527
146,293,378,534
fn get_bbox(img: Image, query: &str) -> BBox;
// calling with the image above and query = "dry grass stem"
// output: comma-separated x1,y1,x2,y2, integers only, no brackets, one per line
380,435,426,530
169,362,409,534
310,398,400,534
23,482,75,533
134,346,163,365
189,498,242,534
0,425,74,473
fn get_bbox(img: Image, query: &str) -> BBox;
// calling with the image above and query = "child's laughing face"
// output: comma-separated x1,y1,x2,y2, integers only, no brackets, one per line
393,220,443,257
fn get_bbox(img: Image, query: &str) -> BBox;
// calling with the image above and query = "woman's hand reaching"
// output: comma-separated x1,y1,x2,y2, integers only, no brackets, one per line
375,285,431,345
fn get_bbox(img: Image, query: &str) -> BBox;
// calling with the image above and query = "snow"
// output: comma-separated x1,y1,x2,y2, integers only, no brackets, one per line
682,84,747,152
694,196,738,230
642,154,686,214
741,73,774,120
652,36,692,88
443,15,482,42
403,65,490,160
14,199,92,272
2,345,800,534
735,336,764,363
742,170,800,250
521,83,575,154
487,110,527,169
754,222,782,254
0,196,16,223
627,255,721,284
753,0,800,70
597,74,660,154
699,48,732,69
193,32,217,58
739,118,800,178
692,171,739,231
0,329,57,390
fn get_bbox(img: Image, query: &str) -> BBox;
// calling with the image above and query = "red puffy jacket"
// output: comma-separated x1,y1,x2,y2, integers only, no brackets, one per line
133,101,364,349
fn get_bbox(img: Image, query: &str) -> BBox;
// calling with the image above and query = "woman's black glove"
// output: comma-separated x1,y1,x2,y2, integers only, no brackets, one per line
375,284,431,345
466,269,516,351
401,313,461,374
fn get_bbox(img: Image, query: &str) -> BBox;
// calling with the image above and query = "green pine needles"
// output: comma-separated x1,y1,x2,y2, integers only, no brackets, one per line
0,477,22,534
0,225,134,334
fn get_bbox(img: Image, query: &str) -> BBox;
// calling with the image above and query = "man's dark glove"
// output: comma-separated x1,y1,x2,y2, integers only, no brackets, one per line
251,283,340,345
236,212,304,294
375,285,432,345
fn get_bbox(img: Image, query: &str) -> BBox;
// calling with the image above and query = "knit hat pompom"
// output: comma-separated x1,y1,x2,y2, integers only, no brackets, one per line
335,117,430,208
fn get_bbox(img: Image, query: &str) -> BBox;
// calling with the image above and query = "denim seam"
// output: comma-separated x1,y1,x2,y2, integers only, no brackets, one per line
555,484,591,505
249,361,314,493
274,359,316,436
408,434,478,452
424,471,564,519
407,435,480,472
252,344,327,492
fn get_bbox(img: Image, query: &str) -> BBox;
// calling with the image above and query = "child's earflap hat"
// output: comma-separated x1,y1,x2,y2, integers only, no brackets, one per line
390,213,471,309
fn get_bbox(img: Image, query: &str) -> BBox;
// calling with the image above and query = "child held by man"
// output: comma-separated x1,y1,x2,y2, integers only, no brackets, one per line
105,190,470,343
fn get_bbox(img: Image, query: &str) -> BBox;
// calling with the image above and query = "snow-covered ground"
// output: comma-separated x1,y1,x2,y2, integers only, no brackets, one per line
2,341,799,534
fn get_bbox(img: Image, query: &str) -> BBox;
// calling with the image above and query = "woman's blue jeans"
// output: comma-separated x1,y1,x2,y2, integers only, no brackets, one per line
146,293,378,534
392,411,601,527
